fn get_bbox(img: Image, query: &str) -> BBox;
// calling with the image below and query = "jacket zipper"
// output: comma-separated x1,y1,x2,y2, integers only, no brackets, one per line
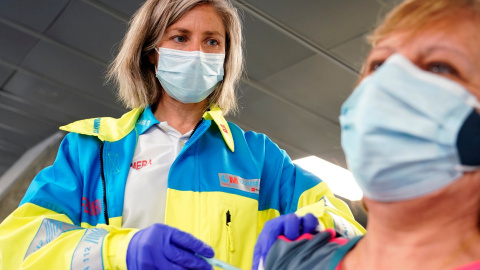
226,210,234,253
99,143,109,225
189,118,204,139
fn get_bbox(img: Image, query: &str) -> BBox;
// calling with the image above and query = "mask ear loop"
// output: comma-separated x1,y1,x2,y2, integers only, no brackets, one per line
154,47,161,70
465,94,480,109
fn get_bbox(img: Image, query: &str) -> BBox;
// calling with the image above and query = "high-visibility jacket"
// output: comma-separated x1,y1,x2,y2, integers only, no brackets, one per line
0,105,365,269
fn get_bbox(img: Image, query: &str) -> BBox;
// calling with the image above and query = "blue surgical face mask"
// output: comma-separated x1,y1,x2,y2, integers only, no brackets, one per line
155,47,225,103
340,53,480,202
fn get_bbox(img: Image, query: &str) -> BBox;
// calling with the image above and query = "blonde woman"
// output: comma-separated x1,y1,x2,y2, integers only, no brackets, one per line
255,0,480,269
0,0,364,269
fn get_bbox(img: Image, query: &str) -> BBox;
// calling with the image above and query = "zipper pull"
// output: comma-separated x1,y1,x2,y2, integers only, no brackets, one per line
226,210,231,225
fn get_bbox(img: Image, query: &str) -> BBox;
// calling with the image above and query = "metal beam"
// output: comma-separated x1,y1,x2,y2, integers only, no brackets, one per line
80,0,130,22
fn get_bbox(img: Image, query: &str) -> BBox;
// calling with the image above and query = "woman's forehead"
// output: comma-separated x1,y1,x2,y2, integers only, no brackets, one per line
375,18,480,59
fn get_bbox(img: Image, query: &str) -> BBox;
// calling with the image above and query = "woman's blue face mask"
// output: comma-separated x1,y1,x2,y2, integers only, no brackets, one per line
340,54,480,202
155,47,225,104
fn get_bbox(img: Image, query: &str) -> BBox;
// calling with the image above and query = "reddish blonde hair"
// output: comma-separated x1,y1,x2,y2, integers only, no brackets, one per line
369,0,480,46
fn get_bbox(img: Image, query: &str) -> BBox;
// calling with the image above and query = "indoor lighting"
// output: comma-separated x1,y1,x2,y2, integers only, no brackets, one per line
293,156,363,201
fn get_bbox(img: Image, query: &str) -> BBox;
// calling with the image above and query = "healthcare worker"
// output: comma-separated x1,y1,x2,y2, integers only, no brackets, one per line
0,0,364,269
253,0,480,269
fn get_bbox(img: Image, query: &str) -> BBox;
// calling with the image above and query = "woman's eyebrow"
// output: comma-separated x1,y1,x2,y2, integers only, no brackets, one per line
166,27,190,34
204,30,225,39
423,45,469,59
369,45,395,54
423,45,474,71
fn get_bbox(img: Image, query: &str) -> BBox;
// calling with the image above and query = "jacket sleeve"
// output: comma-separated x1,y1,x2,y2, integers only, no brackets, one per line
260,136,365,237
0,133,138,269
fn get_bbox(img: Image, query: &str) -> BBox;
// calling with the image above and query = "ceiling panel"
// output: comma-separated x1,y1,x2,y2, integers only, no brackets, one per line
316,149,348,168
0,0,69,32
0,137,25,155
97,0,145,17
0,23,39,65
3,72,122,123
241,0,381,49
232,83,342,163
0,121,38,144
0,107,58,138
330,34,371,73
19,41,118,104
0,66,14,87
0,146,20,164
242,13,315,81
0,164,8,175
0,122,42,152
46,0,127,63
227,119,308,160
261,54,357,124
0,91,69,126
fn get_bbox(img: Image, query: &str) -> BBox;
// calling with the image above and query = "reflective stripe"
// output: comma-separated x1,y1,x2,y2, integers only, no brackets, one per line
324,197,358,238
25,218,80,259
72,228,108,270
328,211,357,239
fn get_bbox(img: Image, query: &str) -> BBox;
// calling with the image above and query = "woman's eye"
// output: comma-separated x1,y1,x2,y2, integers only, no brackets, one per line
173,36,186,43
207,39,219,46
365,60,384,74
427,62,459,76
370,61,384,71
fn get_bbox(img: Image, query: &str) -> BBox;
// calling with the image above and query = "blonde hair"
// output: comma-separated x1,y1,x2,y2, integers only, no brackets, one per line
107,0,243,115
368,0,480,46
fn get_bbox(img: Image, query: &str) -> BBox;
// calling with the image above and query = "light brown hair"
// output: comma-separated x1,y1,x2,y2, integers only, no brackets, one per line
107,0,243,115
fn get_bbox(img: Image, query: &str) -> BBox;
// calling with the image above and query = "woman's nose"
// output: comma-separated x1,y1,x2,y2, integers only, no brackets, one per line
185,37,202,52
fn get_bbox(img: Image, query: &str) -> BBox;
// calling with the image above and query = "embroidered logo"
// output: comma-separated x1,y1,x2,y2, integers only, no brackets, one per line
131,159,152,170
82,197,102,216
138,120,151,126
25,219,80,259
93,118,101,134
220,124,228,134
218,173,260,194
108,153,120,175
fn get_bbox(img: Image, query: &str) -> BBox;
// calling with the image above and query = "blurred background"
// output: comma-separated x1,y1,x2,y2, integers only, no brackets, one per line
0,0,400,224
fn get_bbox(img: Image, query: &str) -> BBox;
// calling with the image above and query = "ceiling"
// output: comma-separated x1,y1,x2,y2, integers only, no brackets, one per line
0,0,400,177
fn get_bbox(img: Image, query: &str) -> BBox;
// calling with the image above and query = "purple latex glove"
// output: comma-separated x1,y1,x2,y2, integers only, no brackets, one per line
127,223,214,270
252,213,318,270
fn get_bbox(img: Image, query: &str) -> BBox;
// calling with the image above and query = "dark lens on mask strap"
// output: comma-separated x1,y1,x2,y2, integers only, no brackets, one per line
456,110,480,166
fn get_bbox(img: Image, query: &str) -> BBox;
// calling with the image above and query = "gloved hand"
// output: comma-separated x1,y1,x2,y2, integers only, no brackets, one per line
252,213,318,270
127,223,214,270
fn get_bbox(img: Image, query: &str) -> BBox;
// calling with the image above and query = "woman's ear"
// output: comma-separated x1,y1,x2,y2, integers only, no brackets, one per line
361,198,369,213
148,49,158,66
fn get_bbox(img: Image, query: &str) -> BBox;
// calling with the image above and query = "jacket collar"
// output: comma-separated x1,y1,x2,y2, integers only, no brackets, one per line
203,105,234,152
59,108,143,142
59,105,234,151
